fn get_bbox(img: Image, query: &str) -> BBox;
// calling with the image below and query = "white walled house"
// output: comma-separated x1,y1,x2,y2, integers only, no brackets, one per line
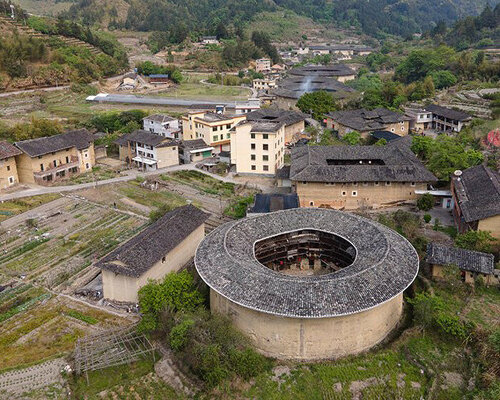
143,114,181,139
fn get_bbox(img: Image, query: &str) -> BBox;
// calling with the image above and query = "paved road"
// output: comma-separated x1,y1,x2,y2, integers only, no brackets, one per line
0,164,266,201
0,85,70,98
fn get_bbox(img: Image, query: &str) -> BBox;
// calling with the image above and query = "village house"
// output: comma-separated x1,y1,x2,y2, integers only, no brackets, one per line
0,141,22,189
201,36,219,45
286,143,437,209
148,74,169,84
115,130,179,171
179,139,214,164
255,58,271,73
405,105,471,133
245,109,307,145
15,129,95,185
118,72,138,90
426,243,498,286
326,108,411,139
97,204,209,303
142,114,181,139
230,120,285,175
451,165,500,239
252,78,277,91
181,111,246,153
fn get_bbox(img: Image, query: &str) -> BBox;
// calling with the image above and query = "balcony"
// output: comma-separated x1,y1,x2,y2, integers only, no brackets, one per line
34,156,79,182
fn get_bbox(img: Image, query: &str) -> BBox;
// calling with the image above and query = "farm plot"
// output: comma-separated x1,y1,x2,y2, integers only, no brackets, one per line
0,196,146,289
0,285,131,372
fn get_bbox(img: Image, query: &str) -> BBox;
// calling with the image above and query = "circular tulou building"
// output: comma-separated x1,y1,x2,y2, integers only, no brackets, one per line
194,208,419,360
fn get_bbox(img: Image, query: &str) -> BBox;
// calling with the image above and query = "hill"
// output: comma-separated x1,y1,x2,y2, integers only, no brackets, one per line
62,0,500,37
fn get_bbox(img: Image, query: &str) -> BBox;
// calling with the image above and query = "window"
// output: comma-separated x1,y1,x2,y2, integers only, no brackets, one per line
353,182,358,186
251,133,255,139
162,256,166,263
374,181,379,186
263,165,269,171
363,182,368,186
410,182,416,187
251,165,256,171
8,176,13,184
263,144,269,151
212,127,217,132
251,154,256,160
391,128,395,132
263,134,268,139
213,136,218,142
401,126,405,131
251,143,256,150
84,153,88,158
386,182,391,186
65,156,69,164
6,165,10,171
263,155,269,161
220,134,223,140
352,191,357,197
302,181,307,185
40,164,44,171
342,191,347,196
226,124,231,129
85,163,90,169
309,201,314,206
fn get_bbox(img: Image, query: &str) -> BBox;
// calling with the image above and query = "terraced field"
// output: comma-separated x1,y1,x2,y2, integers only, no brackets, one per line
0,196,146,289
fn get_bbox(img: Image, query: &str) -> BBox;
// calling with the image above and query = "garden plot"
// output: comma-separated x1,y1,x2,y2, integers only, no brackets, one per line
0,287,131,372
0,196,146,289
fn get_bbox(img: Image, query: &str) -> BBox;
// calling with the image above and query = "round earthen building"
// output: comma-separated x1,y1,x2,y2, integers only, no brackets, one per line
194,208,418,360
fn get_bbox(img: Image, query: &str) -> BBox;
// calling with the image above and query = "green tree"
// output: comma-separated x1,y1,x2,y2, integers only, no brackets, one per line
455,230,496,253
417,193,434,211
411,136,434,159
430,70,457,89
137,271,203,332
296,91,337,120
342,131,361,145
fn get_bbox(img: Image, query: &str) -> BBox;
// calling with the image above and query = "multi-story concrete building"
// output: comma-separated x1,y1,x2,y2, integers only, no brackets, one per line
252,78,277,91
326,108,411,139
245,109,307,145
405,105,471,133
15,129,95,185
451,165,500,239
230,120,285,175
0,141,22,190
287,143,437,209
255,58,271,73
115,130,179,171
97,205,209,303
181,111,246,153
142,114,181,139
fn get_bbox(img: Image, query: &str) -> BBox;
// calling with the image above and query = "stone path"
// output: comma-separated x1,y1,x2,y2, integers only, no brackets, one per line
0,358,66,395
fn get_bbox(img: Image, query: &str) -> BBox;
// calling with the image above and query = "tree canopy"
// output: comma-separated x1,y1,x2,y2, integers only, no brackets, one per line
296,91,337,120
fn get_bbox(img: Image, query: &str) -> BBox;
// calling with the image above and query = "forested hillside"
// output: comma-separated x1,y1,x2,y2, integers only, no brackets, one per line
63,0,500,37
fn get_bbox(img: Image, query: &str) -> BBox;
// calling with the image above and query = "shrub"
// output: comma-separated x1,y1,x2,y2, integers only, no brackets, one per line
417,193,434,211
149,203,174,222
169,318,195,351
342,131,362,145
423,214,432,223
455,230,496,253
137,271,203,333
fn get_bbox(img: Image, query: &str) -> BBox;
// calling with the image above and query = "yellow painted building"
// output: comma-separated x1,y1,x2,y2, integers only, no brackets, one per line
230,120,285,175
0,141,22,190
181,112,246,153
97,205,209,303
14,129,95,185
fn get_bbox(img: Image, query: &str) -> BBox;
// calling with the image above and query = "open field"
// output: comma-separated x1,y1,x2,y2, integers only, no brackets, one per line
0,193,61,223
15,0,74,16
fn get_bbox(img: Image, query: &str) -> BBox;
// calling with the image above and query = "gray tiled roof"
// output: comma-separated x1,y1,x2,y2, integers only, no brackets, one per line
424,104,471,122
246,109,307,126
248,120,284,133
143,114,176,123
289,64,356,77
327,108,409,132
195,208,419,318
97,205,209,277
114,130,179,148
453,165,500,222
289,145,437,183
181,139,212,151
426,243,494,274
15,129,94,158
0,141,22,160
